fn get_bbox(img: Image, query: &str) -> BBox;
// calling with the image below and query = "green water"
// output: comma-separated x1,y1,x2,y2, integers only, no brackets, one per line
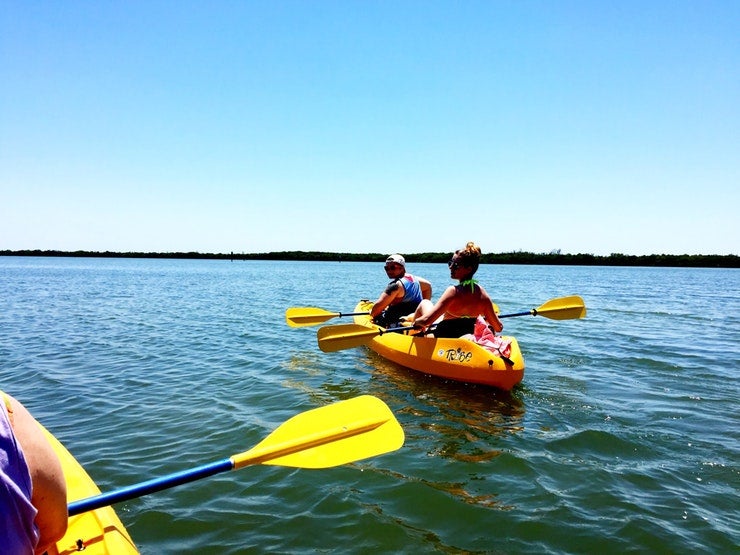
1,257,737,553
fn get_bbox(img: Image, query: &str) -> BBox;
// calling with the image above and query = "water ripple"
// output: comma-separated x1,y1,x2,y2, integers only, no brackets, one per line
1,258,738,553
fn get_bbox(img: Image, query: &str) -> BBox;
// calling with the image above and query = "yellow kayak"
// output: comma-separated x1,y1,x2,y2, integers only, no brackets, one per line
40,426,139,555
352,300,525,390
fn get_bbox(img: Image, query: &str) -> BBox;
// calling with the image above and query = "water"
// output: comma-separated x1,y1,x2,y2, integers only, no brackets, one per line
1,257,738,554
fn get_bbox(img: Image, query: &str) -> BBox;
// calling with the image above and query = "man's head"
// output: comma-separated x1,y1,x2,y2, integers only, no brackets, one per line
384,254,406,278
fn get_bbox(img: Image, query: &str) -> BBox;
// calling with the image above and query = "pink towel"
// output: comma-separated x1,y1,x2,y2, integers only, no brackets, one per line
462,316,512,358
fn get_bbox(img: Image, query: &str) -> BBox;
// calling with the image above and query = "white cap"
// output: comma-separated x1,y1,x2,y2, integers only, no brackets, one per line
385,254,406,267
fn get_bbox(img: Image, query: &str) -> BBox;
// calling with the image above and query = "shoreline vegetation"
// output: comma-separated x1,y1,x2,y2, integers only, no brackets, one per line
1,249,738,268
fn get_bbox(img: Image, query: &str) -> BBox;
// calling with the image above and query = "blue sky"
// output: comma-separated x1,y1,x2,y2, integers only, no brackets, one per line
1,1,738,256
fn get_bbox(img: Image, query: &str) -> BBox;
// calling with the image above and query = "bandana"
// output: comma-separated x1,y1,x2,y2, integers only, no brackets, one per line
459,278,477,292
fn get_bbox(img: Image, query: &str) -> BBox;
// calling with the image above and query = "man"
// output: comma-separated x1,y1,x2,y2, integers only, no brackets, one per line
371,254,432,328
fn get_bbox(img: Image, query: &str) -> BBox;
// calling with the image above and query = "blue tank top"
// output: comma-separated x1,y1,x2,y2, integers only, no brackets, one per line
376,274,424,327
397,274,422,305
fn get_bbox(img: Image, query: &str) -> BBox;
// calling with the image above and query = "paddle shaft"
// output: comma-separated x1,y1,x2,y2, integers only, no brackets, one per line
66,395,404,516
384,310,533,332
372,296,584,330
67,422,386,515
67,422,385,515
68,459,232,516
317,296,585,352
356,309,531,336
499,310,535,318
363,309,533,336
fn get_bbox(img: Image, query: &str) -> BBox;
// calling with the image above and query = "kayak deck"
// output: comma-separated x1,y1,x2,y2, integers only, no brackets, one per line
353,300,525,390
40,425,139,555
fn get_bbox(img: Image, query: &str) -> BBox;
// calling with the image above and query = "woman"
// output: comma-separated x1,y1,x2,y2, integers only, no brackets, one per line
412,242,503,338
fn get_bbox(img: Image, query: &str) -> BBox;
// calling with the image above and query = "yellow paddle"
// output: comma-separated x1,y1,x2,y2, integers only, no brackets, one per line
286,304,500,327
500,295,587,320
317,323,404,352
317,295,587,353
68,395,403,516
286,307,370,327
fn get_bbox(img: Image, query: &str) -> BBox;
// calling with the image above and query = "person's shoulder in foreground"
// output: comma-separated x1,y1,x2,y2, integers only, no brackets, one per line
1,390,68,554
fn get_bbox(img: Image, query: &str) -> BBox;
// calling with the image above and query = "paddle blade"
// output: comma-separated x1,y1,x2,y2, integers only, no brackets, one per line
535,295,587,320
232,395,404,469
286,307,341,327
317,324,382,352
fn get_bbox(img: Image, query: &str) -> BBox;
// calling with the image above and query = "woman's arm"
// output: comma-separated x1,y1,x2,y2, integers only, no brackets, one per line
479,287,503,332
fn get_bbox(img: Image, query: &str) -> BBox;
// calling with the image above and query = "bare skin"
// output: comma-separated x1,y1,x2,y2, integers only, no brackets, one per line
7,394,68,554
413,253,503,334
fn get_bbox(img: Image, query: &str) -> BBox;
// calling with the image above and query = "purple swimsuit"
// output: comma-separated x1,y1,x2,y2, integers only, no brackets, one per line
1,393,39,554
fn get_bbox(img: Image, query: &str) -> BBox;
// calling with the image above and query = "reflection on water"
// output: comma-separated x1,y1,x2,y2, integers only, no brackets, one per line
361,349,525,512
283,339,528,516
362,349,525,430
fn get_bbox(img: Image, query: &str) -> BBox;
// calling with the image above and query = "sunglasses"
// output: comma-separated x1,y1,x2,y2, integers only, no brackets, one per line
448,259,460,270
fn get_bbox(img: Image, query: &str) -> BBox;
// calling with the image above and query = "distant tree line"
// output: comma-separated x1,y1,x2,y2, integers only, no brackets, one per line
1,249,738,268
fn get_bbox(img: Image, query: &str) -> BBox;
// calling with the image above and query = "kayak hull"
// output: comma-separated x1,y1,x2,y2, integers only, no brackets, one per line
353,300,525,390
41,425,139,555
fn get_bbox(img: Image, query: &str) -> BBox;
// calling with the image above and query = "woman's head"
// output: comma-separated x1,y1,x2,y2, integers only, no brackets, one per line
448,242,482,278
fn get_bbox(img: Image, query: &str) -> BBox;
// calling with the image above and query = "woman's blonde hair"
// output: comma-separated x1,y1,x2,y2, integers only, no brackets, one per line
455,242,482,274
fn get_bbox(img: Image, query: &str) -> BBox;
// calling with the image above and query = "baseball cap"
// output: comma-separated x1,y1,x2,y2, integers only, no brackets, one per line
385,254,406,267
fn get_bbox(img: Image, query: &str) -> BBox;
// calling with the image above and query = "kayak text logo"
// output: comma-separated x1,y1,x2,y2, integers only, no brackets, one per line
438,348,473,363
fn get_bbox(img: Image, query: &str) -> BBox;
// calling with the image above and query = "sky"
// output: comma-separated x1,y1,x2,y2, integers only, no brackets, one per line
1,1,738,256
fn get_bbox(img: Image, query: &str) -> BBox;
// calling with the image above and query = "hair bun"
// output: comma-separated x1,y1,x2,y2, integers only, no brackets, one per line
464,242,481,256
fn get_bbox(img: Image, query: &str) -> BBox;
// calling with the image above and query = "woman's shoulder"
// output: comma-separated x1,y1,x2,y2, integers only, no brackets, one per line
475,283,492,299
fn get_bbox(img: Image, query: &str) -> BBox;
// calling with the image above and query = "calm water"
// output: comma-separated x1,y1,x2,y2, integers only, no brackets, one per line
1,257,737,554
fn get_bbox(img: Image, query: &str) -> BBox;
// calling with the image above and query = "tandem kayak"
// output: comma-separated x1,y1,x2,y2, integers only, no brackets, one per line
40,425,139,555
349,300,525,390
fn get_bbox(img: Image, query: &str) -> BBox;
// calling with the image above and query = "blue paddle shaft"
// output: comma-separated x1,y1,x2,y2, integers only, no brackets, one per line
68,458,234,516
379,310,533,335
500,310,534,318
